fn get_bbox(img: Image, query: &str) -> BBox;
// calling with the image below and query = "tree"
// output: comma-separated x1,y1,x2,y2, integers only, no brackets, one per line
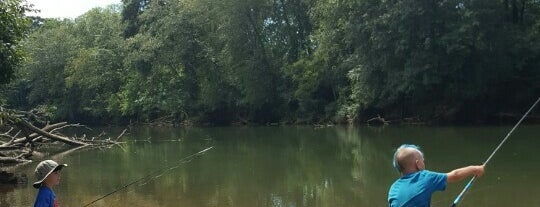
0,0,31,85
65,7,126,122
120,0,203,122
5,0,540,125
121,0,149,38
347,0,540,122
10,19,79,120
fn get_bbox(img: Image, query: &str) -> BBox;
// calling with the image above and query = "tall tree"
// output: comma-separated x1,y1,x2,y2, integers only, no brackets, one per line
0,0,31,85
223,0,283,122
121,0,149,38
65,7,126,122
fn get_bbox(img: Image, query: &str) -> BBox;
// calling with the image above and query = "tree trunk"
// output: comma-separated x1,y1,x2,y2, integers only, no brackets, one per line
17,120,88,146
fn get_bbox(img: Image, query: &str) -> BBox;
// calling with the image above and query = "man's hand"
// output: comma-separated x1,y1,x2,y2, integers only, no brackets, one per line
473,165,485,178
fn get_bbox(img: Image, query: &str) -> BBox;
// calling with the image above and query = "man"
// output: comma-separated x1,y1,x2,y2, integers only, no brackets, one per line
388,144,485,207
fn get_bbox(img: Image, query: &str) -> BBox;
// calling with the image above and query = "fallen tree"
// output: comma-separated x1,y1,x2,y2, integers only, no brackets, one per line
366,114,390,126
0,107,126,166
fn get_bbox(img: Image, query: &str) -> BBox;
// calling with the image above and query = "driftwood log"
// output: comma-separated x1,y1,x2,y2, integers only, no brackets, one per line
366,115,390,126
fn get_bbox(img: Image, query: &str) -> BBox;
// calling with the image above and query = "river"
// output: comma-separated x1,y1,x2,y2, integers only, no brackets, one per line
1,125,539,207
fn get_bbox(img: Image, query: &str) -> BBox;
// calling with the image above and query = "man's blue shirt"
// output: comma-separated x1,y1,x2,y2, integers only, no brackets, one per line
34,186,56,207
388,170,447,207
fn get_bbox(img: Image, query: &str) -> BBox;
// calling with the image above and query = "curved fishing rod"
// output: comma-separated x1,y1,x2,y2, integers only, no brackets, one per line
82,146,214,207
450,97,540,207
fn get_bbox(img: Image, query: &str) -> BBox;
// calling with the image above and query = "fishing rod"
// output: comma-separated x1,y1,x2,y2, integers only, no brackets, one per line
450,97,540,207
82,146,214,207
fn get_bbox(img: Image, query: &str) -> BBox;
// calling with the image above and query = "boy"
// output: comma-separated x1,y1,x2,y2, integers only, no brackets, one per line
33,160,67,207
388,144,485,207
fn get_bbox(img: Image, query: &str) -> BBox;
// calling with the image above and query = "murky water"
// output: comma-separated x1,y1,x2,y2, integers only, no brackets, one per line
1,125,539,207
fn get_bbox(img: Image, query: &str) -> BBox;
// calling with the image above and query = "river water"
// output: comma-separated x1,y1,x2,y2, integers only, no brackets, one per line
1,125,539,207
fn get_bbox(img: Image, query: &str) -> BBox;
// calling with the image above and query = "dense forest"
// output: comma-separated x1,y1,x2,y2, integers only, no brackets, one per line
1,0,539,125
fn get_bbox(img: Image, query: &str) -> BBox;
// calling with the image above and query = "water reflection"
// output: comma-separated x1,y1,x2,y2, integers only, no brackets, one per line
1,125,539,207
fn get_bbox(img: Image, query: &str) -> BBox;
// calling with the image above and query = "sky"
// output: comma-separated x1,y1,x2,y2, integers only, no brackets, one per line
26,0,121,19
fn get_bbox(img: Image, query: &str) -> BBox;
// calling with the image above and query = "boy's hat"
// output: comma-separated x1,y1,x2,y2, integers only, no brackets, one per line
33,160,67,189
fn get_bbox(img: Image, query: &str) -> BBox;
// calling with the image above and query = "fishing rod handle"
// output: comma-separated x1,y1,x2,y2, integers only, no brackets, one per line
450,176,476,207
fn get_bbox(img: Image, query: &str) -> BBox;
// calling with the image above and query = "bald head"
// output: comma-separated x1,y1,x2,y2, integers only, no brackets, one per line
393,144,424,174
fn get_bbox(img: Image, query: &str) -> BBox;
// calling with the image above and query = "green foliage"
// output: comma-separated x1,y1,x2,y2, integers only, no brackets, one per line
65,7,125,119
0,0,31,85
120,0,202,122
7,7,125,123
119,65,185,120
3,0,540,125
346,0,540,122
121,0,148,38
21,19,78,107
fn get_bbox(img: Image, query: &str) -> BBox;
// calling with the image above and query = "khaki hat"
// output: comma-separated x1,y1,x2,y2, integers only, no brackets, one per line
33,160,67,189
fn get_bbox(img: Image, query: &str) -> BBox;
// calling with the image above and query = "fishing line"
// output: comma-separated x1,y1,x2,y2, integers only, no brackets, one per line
82,146,214,207
450,97,540,207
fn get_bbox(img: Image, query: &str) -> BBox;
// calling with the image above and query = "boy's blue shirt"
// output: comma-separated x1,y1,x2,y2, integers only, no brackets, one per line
388,170,447,207
34,186,56,207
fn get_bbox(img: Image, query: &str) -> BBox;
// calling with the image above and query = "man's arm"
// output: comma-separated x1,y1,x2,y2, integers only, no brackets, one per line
446,165,485,183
